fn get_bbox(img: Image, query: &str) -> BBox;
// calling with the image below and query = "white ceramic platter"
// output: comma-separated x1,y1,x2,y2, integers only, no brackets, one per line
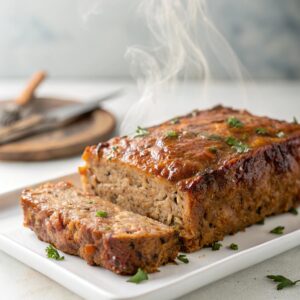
0,173,299,300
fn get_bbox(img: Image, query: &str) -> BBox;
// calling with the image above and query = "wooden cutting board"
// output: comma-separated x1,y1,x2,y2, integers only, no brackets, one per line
0,97,115,161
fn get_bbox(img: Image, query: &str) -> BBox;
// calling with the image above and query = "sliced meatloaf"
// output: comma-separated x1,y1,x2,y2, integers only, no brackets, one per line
80,106,300,252
21,181,179,275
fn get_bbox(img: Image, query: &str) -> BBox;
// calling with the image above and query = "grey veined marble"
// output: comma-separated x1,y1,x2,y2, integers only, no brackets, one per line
0,0,299,80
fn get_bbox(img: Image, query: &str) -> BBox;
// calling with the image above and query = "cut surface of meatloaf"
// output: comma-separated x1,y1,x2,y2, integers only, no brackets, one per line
80,105,300,252
21,181,179,275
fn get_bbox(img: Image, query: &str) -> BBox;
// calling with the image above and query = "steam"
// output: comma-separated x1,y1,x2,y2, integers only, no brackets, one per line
77,0,102,23
121,0,249,134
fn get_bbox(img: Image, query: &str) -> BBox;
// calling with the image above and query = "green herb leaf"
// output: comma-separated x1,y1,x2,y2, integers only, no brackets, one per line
96,211,108,218
177,254,189,264
293,117,298,124
170,117,180,125
267,275,300,290
229,243,238,251
226,137,250,153
127,268,148,284
134,126,149,138
256,219,265,225
208,134,223,141
270,226,285,235
45,244,64,261
211,242,222,251
227,117,244,128
256,128,268,135
276,131,285,138
112,146,118,151
289,208,298,215
166,130,179,138
208,146,218,154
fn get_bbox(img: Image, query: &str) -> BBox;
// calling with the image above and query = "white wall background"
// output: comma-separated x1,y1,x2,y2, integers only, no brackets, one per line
0,0,299,80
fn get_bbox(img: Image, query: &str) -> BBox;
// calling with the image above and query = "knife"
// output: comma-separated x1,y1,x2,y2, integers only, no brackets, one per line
0,89,123,145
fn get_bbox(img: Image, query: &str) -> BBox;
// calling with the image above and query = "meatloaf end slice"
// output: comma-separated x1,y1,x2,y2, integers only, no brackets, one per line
21,181,179,275
80,106,300,252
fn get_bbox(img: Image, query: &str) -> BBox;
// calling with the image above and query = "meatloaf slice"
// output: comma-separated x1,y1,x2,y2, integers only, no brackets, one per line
21,181,179,275
80,106,300,252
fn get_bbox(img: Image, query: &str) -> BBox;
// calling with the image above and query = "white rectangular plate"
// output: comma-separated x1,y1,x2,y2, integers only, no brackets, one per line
0,173,300,300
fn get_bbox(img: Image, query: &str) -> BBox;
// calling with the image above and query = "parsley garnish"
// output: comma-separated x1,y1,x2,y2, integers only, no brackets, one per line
226,137,250,153
127,268,148,284
177,254,189,264
256,128,268,135
276,131,285,138
211,242,222,251
229,243,238,251
112,146,118,151
270,226,285,235
45,244,64,261
293,117,298,124
227,117,244,128
166,130,179,138
267,275,300,290
96,211,108,218
170,117,180,125
208,146,218,154
134,126,149,138
289,208,298,215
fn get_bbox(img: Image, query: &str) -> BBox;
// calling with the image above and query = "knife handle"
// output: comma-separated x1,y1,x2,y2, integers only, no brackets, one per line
0,115,44,142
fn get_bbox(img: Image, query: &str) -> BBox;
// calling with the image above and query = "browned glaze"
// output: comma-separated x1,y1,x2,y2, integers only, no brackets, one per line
83,106,300,184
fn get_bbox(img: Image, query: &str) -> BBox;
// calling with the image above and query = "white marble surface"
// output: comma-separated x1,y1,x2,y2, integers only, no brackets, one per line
0,80,300,300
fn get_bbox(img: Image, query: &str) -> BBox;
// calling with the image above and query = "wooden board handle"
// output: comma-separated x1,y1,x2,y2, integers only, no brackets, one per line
15,71,47,106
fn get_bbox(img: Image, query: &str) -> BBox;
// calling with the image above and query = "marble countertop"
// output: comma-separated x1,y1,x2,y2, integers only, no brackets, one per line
0,80,299,300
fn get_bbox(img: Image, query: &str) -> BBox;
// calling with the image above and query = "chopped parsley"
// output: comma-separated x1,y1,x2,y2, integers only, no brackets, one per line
267,275,300,290
134,126,149,138
270,226,285,235
226,137,250,153
289,208,298,215
170,117,180,125
96,211,108,218
256,219,265,225
256,128,268,135
177,254,189,264
166,130,179,138
276,131,285,138
45,244,64,261
208,146,218,154
111,146,118,151
208,134,223,141
229,243,239,251
127,268,148,284
211,242,222,251
227,117,244,128
293,117,298,124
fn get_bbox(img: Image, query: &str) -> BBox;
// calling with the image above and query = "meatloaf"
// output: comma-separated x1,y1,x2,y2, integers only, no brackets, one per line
21,181,179,274
80,106,300,252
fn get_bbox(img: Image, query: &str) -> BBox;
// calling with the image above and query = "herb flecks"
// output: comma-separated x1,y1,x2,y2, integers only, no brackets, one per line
270,226,285,235
46,244,64,261
208,147,218,154
227,117,244,128
208,134,223,141
289,208,298,215
211,242,222,251
170,117,180,125
229,243,239,251
127,268,148,284
267,275,300,290
177,254,189,264
256,128,268,135
276,131,285,138
134,126,149,138
226,137,250,153
166,130,179,138
96,211,108,218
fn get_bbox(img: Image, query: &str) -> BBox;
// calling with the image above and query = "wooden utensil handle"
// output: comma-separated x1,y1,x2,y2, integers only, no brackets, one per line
15,71,47,106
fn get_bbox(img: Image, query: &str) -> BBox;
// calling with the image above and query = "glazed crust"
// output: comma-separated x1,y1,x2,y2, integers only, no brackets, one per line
81,106,300,252
21,182,179,274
